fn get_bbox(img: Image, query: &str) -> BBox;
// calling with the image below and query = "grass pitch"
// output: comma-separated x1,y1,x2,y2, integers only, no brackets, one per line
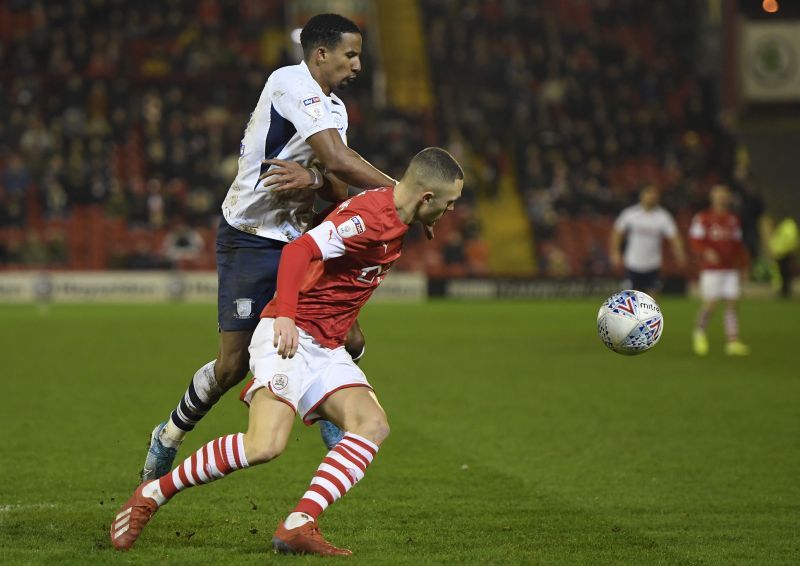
1,298,798,565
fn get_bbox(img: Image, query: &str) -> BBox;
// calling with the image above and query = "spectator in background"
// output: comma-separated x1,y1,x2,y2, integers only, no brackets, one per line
0,232,24,265
123,239,170,270
19,113,53,172
769,216,798,299
442,231,466,277
609,185,686,296
0,0,737,278
739,180,765,261
422,0,736,278
541,243,572,279
44,227,68,266
3,153,30,197
162,221,205,268
20,230,49,266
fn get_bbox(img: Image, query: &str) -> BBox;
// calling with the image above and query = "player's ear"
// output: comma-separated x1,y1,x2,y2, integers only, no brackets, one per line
420,192,434,204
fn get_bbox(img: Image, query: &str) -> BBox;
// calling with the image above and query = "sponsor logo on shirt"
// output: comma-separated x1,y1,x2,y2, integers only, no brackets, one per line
337,215,366,239
301,94,324,119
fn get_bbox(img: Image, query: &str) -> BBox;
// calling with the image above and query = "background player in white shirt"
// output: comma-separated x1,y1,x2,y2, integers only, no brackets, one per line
140,14,412,481
609,185,687,296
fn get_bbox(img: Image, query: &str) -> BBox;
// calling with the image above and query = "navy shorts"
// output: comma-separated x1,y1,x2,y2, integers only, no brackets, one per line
624,268,662,293
216,217,286,332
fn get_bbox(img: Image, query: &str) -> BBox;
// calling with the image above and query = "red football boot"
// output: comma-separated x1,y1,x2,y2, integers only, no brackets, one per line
109,483,159,550
272,518,352,556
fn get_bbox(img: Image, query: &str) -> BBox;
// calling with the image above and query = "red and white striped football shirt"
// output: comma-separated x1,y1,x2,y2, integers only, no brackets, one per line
688,209,747,270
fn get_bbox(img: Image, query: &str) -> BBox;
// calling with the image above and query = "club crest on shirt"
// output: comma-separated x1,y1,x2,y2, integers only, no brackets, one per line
272,373,288,391
233,298,254,318
337,215,366,239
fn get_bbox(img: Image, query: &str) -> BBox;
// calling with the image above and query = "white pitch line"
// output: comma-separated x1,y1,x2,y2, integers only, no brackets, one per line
0,503,60,512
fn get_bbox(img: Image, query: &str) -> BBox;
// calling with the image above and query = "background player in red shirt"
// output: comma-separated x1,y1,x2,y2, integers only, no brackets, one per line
688,184,750,356
110,148,464,556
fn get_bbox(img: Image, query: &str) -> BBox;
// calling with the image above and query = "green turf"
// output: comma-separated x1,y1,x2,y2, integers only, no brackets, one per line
1,299,798,565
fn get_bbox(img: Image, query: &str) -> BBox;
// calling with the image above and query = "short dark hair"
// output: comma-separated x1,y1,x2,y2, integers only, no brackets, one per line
405,147,464,185
301,14,361,58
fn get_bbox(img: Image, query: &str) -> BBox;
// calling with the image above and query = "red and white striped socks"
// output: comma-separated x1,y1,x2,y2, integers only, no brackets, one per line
696,306,712,331
143,433,250,505
139,430,378,522
724,305,739,341
291,432,378,520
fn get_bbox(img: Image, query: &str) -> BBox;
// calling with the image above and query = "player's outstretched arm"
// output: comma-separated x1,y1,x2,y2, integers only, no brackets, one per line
259,129,435,239
306,129,396,190
257,129,393,193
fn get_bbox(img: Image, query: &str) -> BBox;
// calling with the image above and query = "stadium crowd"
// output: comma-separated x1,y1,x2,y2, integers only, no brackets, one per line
423,0,755,277
1,0,753,277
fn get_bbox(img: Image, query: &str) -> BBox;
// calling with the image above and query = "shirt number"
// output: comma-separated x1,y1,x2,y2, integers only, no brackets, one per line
357,265,383,285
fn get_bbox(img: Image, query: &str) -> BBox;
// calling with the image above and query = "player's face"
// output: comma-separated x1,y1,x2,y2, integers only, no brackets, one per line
418,179,464,226
640,187,658,208
710,186,730,210
326,33,362,90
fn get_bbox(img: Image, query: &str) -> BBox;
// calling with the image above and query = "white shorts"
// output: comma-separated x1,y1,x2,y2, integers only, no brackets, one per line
699,269,740,300
241,318,371,424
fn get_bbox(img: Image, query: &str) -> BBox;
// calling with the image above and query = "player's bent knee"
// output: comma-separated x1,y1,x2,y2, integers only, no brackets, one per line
243,434,287,465
352,417,390,446
374,420,390,445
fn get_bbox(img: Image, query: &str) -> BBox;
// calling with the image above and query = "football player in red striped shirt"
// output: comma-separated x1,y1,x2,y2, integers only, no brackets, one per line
110,148,464,556
688,184,750,356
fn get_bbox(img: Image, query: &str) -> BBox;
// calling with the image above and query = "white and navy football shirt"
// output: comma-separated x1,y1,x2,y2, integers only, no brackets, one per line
222,60,349,242
614,204,678,272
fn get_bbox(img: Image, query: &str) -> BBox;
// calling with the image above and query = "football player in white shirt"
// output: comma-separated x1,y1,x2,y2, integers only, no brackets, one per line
139,14,418,481
610,185,687,296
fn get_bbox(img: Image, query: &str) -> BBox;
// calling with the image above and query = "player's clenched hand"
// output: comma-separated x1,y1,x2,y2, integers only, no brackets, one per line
259,159,316,192
273,316,299,359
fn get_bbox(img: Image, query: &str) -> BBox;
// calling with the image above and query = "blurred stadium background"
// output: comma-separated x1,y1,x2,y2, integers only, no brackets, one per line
1,0,797,300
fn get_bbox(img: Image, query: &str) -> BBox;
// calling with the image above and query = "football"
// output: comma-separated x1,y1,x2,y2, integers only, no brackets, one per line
597,290,664,355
